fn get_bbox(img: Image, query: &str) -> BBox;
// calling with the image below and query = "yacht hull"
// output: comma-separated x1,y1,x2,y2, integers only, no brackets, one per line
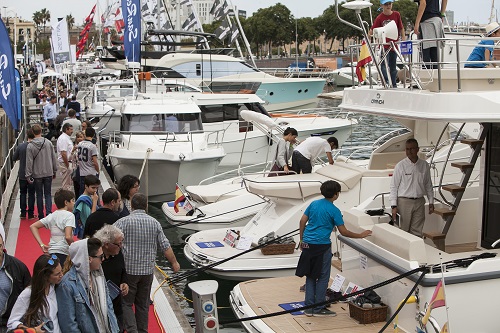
108,147,223,202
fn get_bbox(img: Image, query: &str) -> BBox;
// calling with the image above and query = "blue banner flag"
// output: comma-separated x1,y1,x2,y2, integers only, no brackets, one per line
0,19,19,130
121,0,141,63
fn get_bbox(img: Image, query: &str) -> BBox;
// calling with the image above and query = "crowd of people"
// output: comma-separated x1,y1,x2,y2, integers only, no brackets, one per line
5,83,180,332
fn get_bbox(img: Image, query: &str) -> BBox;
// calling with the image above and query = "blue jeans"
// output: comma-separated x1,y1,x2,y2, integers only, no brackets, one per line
19,179,35,216
34,176,53,218
381,50,398,88
305,249,332,312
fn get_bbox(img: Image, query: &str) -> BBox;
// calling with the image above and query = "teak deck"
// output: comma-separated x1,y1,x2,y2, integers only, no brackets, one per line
238,276,385,332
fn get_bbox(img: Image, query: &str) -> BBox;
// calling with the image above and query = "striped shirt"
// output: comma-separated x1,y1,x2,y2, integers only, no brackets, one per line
115,210,171,275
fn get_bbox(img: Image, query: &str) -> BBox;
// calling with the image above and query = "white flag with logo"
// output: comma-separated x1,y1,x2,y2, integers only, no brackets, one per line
51,18,71,64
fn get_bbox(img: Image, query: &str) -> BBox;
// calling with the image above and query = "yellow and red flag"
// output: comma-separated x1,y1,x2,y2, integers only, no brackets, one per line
173,184,186,213
356,39,372,82
422,280,446,325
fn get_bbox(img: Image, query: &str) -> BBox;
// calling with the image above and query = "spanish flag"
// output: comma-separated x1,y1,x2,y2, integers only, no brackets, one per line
422,280,446,325
173,184,186,213
356,39,372,82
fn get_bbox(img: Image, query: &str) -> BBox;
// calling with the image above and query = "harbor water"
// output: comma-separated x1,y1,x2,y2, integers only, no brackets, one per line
150,96,402,331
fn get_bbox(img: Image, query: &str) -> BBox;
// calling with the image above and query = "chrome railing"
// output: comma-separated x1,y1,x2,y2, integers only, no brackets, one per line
346,35,500,91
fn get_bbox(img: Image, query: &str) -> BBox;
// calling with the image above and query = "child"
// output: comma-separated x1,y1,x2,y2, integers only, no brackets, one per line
73,175,100,239
369,0,405,87
30,189,76,264
295,180,372,317
465,22,500,68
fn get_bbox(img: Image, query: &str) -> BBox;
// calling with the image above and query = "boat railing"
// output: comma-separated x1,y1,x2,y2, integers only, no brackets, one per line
346,35,500,91
259,67,331,79
0,126,25,222
197,161,272,185
109,129,225,153
270,107,354,120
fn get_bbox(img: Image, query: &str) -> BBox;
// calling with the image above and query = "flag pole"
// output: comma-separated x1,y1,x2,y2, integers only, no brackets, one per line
227,0,256,67
439,253,451,332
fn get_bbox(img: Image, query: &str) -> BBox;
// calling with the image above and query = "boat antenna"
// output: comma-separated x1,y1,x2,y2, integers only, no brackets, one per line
490,0,496,23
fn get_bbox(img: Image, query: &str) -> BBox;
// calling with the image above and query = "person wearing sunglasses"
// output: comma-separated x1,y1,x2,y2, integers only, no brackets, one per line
94,225,128,332
7,254,62,332
56,238,118,333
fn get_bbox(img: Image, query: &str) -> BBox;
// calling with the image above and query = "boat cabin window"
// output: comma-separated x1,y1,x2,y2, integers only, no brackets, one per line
96,87,136,101
199,103,267,125
122,113,203,133
171,61,258,79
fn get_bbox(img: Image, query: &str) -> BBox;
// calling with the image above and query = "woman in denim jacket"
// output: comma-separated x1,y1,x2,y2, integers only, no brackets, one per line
56,238,119,333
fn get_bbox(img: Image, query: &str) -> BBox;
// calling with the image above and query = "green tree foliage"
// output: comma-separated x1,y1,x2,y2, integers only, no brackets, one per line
66,14,75,30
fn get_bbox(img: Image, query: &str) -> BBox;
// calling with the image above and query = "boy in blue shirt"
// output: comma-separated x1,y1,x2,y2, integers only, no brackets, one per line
296,180,372,316
465,22,500,68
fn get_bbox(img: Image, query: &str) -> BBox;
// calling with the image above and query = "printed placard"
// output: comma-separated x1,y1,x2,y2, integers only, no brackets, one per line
330,274,346,292
400,41,413,55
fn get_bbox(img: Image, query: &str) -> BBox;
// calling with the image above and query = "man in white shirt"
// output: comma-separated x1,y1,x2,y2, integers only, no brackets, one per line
291,137,338,174
389,138,434,237
57,123,75,191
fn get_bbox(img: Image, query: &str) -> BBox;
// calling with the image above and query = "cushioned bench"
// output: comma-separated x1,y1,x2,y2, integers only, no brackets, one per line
343,210,427,262
186,183,247,203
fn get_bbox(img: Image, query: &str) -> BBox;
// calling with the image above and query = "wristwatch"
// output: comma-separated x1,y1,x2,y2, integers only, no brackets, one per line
391,205,397,209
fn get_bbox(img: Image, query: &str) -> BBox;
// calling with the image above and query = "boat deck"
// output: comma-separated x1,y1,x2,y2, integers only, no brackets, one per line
238,275,385,332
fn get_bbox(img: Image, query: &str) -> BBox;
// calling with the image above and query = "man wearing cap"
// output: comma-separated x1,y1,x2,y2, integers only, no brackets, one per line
414,0,448,68
389,138,434,237
465,22,500,68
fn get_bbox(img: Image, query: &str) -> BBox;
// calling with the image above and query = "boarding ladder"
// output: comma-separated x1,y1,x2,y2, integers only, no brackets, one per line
423,124,488,251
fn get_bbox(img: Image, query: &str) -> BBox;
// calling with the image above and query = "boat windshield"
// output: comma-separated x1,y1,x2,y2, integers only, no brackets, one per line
171,60,258,79
122,113,203,133
96,87,136,101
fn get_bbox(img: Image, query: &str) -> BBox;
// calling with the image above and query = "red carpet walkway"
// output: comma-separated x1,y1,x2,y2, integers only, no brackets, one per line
15,206,164,333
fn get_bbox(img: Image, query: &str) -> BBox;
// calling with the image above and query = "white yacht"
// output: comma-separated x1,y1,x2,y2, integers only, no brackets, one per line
226,3,500,332
84,79,356,167
151,53,326,111
106,98,225,202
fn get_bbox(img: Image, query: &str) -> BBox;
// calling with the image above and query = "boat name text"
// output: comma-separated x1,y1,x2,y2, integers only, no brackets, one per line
371,93,384,105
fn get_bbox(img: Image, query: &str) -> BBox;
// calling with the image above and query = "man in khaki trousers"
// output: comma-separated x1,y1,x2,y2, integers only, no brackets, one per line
389,138,435,237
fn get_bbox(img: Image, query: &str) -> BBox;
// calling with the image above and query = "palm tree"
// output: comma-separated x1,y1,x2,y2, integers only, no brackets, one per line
32,11,43,42
40,8,50,33
66,14,75,30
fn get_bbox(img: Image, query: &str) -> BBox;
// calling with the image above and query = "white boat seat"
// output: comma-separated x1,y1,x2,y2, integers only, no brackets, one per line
370,224,427,263
246,173,339,199
186,183,247,203
315,164,363,190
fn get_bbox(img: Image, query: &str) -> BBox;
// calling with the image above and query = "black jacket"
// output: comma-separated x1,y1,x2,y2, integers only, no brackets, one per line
0,254,31,326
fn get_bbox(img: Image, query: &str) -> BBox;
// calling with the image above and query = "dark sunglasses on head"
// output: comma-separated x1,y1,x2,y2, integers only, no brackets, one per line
47,254,58,266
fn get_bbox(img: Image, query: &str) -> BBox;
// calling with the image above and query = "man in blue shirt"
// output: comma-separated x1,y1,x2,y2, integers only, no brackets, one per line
465,22,500,68
43,96,58,140
296,180,371,317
